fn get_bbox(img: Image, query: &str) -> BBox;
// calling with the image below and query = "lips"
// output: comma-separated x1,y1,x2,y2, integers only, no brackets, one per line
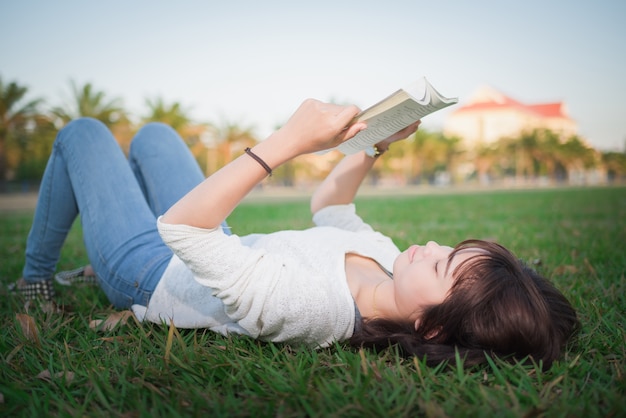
408,245,419,262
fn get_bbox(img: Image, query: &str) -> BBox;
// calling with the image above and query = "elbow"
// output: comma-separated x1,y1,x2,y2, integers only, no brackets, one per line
310,192,325,216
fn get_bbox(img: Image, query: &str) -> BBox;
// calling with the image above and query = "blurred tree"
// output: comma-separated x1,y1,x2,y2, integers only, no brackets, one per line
473,143,500,185
143,97,192,132
533,129,564,181
557,135,597,183
10,116,57,182
50,80,134,152
601,150,626,182
407,129,461,184
0,76,44,183
51,80,125,128
487,129,599,185
503,131,542,181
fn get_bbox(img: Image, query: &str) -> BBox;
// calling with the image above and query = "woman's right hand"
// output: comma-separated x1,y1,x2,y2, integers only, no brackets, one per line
274,99,366,156
162,99,364,230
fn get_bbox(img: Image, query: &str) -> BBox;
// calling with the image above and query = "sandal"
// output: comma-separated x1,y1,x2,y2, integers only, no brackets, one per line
54,266,98,286
8,278,56,301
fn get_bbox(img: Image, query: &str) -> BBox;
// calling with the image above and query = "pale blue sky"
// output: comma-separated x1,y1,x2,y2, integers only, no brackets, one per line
1,0,624,150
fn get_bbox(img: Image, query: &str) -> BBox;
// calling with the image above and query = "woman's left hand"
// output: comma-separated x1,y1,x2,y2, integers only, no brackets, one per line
377,120,421,150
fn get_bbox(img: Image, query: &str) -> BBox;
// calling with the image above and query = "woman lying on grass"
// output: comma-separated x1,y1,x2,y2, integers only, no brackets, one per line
14,99,579,369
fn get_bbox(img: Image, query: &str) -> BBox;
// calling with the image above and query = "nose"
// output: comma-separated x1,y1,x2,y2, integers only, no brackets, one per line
425,241,438,248
424,241,452,256
423,241,439,255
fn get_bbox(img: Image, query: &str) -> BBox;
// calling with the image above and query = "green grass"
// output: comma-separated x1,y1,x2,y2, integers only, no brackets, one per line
1,186,624,417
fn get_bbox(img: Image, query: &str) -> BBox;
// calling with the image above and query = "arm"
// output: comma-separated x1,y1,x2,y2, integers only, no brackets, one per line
161,99,365,229
310,121,421,214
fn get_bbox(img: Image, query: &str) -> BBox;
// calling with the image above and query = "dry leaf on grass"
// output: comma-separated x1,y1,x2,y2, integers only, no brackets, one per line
89,310,135,331
15,313,40,347
164,320,178,362
553,265,578,275
358,348,382,381
97,336,128,343
584,258,598,279
23,299,62,314
130,377,165,396
36,369,52,381
36,369,75,385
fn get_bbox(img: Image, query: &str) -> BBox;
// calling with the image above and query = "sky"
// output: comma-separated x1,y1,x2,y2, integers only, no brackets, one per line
1,0,625,151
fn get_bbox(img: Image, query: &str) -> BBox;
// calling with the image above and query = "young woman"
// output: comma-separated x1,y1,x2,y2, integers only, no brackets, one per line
14,99,579,368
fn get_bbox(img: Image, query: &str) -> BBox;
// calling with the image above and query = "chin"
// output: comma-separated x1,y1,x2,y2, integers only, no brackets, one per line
392,253,405,273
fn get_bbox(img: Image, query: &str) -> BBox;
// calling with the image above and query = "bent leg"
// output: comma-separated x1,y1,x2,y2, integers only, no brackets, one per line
23,129,81,282
23,118,172,308
129,123,231,234
129,123,206,216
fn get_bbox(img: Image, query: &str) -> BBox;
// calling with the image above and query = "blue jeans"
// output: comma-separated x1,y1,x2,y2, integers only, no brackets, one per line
23,118,229,308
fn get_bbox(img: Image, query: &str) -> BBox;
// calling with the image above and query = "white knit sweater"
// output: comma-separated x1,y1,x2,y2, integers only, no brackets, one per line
132,204,400,347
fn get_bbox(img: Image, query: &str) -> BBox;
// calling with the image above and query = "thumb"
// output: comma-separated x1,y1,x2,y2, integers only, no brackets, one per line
338,121,367,143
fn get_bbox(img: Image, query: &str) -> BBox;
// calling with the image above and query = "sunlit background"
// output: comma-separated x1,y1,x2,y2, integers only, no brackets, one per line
2,0,624,151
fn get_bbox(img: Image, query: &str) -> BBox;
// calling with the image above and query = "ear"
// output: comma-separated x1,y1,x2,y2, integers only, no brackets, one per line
416,320,443,340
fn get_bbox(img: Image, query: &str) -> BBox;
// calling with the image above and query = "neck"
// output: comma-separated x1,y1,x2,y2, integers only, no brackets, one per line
371,279,391,318
345,254,395,319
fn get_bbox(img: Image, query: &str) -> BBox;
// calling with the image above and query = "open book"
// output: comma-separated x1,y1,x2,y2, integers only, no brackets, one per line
334,77,458,155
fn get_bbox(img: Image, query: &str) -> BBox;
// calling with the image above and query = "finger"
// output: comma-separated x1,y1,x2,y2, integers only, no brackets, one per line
394,121,421,138
335,105,361,128
337,122,366,142
402,120,421,134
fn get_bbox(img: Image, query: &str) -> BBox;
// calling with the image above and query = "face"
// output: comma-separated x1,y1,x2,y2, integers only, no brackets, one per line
392,241,480,327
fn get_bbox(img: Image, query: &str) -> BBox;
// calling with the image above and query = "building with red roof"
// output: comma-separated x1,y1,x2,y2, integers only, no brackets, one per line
443,86,577,146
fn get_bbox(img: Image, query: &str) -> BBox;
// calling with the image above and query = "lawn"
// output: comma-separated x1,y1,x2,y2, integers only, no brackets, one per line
1,186,624,417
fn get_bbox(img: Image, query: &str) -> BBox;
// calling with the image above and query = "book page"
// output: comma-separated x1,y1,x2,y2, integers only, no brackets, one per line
337,101,447,154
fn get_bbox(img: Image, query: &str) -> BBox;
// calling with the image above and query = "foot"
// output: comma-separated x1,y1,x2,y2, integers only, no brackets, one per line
8,277,56,301
54,265,98,286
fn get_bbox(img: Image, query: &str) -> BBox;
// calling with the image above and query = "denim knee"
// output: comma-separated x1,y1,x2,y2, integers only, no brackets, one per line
130,123,181,156
58,117,109,140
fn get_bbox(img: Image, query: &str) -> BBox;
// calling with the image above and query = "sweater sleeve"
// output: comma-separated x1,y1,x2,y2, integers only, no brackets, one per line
312,203,373,233
313,203,401,272
156,217,355,346
157,218,277,327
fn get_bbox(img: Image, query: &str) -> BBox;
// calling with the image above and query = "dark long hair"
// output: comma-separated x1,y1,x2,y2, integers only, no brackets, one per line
349,239,580,369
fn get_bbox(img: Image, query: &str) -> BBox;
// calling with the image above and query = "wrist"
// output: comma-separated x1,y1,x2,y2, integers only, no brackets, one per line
364,143,388,158
375,142,389,154
253,132,299,168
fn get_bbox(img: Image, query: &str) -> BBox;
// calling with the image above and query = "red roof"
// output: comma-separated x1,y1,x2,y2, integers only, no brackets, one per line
453,88,571,120
527,103,567,118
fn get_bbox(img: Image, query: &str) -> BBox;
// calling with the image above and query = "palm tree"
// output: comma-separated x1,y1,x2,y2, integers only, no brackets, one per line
142,97,192,132
473,143,499,185
534,129,564,182
0,76,44,182
602,151,626,182
51,80,125,128
557,135,597,183
507,131,542,182
409,129,461,184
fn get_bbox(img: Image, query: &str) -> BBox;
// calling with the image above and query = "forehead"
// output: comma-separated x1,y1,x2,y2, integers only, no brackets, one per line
446,248,485,276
